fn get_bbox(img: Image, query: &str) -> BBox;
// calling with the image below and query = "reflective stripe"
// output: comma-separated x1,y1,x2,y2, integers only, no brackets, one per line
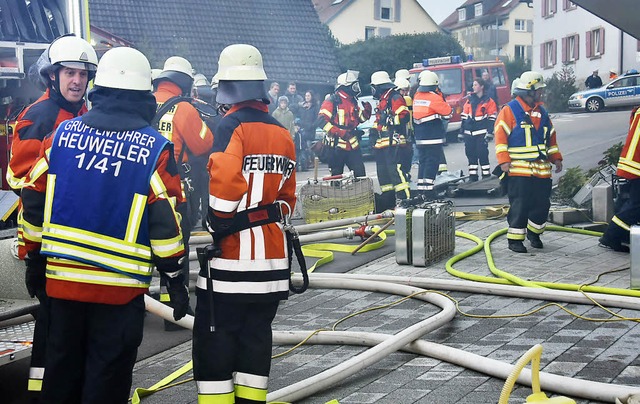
150,234,184,258
507,227,526,240
209,195,240,213
235,372,268,389
47,260,149,288
196,275,288,294
463,129,488,136
415,138,443,145
612,215,631,231
29,366,44,379
197,380,235,403
496,121,511,135
199,121,208,139
43,174,56,224
21,218,42,243
28,379,43,392
413,114,442,124
235,385,267,402
527,220,546,234
125,194,146,243
209,257,289,271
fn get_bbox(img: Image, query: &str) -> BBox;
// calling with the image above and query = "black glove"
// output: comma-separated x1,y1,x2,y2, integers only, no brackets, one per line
25,254,47,299
163,273,189,321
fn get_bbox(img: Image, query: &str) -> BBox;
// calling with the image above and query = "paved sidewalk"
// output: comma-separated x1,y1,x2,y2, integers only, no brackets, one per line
131,218,638,404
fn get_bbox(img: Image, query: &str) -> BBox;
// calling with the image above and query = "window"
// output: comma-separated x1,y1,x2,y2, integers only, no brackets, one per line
458,8,466,21
562,0,576,10
381,0,391,20
540,40,557,68
515,45,526,60
378,27,391,38
514,19,526,32
586,28,605,58
491,67,506,86
610,77,637,88
365,26,376,40
474,3,483,17
541,0,557,17
562,34,579,63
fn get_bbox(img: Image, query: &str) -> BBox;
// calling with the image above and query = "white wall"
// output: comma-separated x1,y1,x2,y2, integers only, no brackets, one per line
533,0,638,87
329,0,439,44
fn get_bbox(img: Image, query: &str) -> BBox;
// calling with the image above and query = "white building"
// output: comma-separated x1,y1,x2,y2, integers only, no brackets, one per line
533,0,639,87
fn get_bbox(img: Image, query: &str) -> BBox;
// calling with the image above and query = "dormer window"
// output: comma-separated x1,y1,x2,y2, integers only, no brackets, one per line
458,8,466,21
474,3,483,17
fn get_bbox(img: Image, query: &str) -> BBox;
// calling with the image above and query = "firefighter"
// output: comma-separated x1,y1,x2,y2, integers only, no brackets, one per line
20,46,188,403
317,70,371,177
599,106,640,253
154,56,213,330
412,70,453,199
370,70,410,211
494,71,563,253
394,76,414,181
193,44,297,404
6,34,97,400
460,77,497,181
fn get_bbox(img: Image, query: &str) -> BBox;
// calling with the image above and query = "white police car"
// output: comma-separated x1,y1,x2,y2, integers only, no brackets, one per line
568,71,640,112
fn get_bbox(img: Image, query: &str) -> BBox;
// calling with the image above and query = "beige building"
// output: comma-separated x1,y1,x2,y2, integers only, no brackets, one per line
441,0,534,62
313,0,439,45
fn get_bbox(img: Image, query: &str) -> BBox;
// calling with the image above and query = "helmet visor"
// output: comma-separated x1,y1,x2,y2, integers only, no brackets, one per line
351,81,361,96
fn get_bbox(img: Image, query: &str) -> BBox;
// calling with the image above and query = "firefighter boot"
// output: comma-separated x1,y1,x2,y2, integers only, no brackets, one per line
527,232,544,249
599,237,630,253
508,239,528,253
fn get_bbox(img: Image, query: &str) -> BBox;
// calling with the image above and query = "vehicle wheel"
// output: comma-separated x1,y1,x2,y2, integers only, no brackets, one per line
585,97,603,112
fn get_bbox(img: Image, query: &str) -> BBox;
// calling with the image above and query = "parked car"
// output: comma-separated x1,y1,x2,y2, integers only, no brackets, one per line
313,95,378,159
568,72,640,112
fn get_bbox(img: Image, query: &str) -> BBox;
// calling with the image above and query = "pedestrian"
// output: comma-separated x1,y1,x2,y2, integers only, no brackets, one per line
273,95,296,138
267,81,280,114
8,34,98,400
412,70,453,199
609,68,618,81
481,69,498,104
283,81,304,118
585,70,603,89
154,56,214,330
494,71,563,253
599,106,640,253
317,70,370,177
193,43,297,404
460,77,497,181
20,46,188,403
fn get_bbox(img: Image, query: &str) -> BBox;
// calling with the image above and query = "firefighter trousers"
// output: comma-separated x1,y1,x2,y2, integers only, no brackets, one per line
397,143,414,180
602,179,640,244
193,293,279,403
374,146,409,212
416,144,443,196
506,176,552,241
27,291,51,401
40,295,145,404
329,148,366,178
463,135,490,179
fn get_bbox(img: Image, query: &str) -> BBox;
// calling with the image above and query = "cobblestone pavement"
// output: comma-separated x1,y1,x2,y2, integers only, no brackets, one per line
131,218,638,404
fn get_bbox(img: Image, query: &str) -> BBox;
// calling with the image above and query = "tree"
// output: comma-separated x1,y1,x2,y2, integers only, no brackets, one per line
544,66,578,113
504,58,531,86
335,33,464,94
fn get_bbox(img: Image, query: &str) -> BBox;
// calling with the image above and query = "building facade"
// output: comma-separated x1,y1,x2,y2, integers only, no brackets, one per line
441,0,534,62
314,0,439,45
533,0,639,86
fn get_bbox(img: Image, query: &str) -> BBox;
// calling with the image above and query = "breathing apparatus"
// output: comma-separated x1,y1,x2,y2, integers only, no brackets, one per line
336,70,361,97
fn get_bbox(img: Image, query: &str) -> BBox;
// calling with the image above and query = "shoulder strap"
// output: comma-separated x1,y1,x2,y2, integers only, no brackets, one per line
151,95,192,130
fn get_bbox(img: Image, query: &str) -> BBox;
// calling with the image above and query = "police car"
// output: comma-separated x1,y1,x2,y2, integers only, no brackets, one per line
568,71,640,112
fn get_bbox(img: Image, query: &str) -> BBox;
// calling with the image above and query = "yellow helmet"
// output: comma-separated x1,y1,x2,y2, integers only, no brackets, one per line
517,71,546,90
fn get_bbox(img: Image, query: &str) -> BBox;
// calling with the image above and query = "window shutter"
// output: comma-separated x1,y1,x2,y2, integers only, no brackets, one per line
527,20,533,32
394,0,401,22
527,45,532,61
374,0,381,20
552,40,557,65
540,44,545,67
542,0,548,17
551,0,557,14
574,34,579,60
599,28,605,54
561,37,567,63
378,27,391,37
586,31,591,58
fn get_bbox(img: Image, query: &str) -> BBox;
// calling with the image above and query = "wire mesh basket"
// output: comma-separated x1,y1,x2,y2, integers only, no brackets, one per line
299,173,375,223
410,201,456,266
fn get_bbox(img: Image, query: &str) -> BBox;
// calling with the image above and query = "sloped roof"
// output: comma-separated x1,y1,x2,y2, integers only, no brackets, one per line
89,0,339,86
313,0,355,23
441,0,519,31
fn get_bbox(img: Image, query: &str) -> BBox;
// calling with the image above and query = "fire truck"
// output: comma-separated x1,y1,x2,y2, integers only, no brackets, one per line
0,0,90,368
408,55,511,140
